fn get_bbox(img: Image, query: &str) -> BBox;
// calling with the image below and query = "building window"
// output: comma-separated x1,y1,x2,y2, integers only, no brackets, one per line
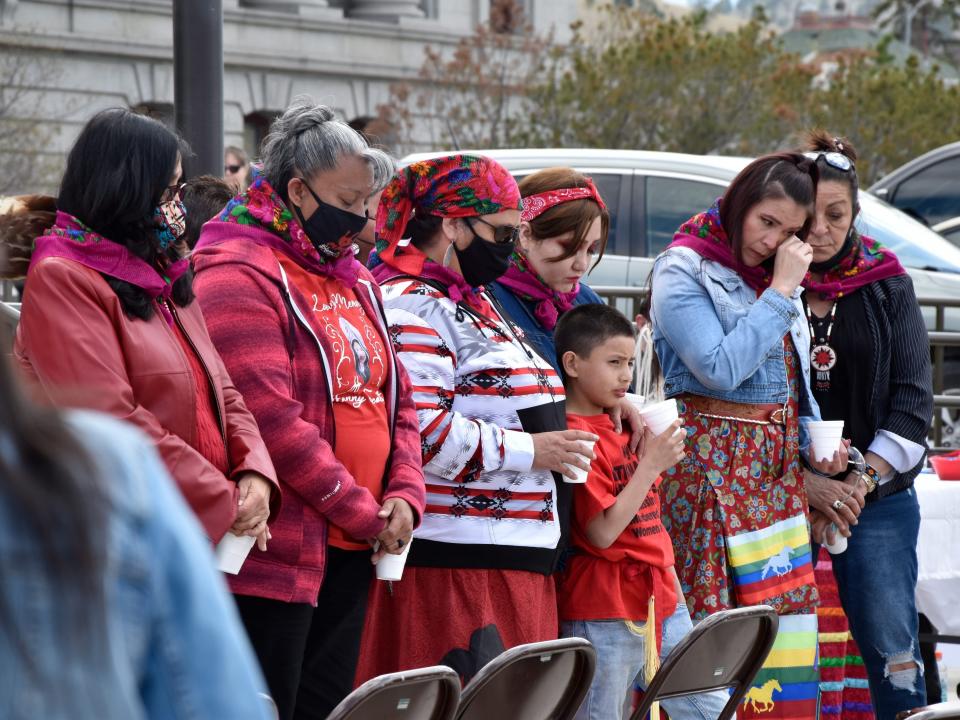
420,0,438,18
243,110,277,159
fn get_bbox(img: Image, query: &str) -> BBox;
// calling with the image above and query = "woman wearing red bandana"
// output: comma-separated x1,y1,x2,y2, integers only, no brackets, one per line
12,108,279,548
191,99,425,720
486,167,610,371
357,154,610,686
799,132,932,720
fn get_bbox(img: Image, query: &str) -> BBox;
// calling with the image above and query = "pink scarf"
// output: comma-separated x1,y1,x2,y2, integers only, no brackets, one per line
496,253,579,330
371,258,494,317
31,211,189,325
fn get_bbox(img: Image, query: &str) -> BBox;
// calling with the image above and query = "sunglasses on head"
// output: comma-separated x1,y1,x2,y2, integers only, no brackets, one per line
225,164,244,174
465,216,520,245
804,151,853,172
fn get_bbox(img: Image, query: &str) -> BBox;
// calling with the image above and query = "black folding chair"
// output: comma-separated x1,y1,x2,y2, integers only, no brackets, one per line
628,605,779,720
898,700,960,719
454,637,597,720
326,665,461,720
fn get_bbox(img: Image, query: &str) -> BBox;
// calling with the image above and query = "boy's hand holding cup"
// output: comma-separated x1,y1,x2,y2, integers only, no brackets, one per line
642,420,686,475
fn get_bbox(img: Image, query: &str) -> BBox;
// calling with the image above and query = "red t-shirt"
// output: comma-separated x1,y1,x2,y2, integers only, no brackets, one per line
277,254,391,551
171,320,229,475
557,413,677,623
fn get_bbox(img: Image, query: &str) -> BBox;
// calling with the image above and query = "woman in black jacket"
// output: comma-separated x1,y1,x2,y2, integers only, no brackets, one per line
800,131,933,720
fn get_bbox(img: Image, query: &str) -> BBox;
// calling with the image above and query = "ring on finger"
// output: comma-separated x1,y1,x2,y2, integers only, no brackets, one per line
832,499,845,512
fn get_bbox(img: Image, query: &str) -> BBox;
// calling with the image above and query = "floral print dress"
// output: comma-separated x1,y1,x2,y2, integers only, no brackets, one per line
662,340,821,720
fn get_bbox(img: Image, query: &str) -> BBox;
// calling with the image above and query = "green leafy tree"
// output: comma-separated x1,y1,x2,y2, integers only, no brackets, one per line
873,0,960,55
519,7,815,155
807,52,960,184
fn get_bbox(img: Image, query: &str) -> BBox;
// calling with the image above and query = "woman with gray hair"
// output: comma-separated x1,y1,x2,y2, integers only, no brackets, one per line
192,97,426,719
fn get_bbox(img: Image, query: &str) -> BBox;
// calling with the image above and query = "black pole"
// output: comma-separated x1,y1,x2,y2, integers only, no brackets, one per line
173,0,223,178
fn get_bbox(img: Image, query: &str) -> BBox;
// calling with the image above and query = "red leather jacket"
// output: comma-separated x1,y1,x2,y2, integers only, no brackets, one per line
14,257,279,542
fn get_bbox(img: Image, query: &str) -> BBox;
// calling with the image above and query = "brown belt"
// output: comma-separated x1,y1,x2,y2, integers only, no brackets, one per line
681,394,787,425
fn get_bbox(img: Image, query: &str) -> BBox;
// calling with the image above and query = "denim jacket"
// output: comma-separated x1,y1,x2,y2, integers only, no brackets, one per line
487,281,604,372
0,411,271,720
650,247,821,443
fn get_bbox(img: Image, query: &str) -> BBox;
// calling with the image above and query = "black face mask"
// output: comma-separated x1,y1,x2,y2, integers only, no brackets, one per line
293,180,368,259
454,234,515,288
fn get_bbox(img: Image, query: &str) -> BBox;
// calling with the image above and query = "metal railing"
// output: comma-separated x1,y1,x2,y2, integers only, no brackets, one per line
592,286,960,450
5,288,960,447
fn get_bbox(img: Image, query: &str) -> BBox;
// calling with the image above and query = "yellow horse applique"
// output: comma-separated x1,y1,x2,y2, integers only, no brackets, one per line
743,679,782,713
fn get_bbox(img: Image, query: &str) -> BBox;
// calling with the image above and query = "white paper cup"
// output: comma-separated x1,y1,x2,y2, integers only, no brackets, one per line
563,439,597,484
807,420,845,462
638,398,679,436
623,392,646,414
216,532,256,575
376,538,412,581
824,524,847,555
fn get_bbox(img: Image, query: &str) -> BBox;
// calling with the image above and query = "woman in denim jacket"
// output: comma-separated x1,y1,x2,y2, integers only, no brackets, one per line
0,357,272,719
651,153,843,720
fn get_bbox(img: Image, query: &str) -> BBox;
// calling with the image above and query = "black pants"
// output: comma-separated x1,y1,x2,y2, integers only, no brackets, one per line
234,548,373,720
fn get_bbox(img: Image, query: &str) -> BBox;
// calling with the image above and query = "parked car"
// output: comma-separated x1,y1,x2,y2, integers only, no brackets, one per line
934,217,960,248
869,141,960,228
403,148,960,385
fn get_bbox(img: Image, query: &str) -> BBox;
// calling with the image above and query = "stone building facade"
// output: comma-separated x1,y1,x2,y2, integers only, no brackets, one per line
0,0,578,192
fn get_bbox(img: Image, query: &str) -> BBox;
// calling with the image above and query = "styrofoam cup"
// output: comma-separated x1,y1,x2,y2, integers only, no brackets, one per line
563,439,597,484
216,532,256,575
376,537,412,581
807,420,845,462
824,524,847,555
623,392,646,414
638,398,679,436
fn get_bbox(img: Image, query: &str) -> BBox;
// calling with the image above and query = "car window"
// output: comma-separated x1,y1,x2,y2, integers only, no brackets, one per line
645,176,723,256
891,156,960,226
943,226,960,248
858,193,960,273
589,174,623,254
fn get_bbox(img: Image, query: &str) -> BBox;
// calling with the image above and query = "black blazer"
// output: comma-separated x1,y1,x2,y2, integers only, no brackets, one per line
860,274,933,500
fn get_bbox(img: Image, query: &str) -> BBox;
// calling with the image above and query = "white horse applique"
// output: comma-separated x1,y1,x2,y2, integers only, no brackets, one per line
760,547,793,579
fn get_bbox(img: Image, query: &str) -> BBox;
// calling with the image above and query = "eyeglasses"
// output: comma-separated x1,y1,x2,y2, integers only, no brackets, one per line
804,151,854,172
225,164,244,174
161,181,186,203
465,216,520,245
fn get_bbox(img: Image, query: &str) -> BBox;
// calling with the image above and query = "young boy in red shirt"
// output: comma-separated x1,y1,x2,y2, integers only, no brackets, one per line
554,304,728,720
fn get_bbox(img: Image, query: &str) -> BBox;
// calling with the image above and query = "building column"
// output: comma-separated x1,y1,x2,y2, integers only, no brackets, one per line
347,0,425,21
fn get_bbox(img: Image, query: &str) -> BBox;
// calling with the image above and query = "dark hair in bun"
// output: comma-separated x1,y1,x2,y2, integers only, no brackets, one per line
803,129,859,214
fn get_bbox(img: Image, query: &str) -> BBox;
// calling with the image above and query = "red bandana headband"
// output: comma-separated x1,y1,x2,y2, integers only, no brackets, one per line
520,178,607,222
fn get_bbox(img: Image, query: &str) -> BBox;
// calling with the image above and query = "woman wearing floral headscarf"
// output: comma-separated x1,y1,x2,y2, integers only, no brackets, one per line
356,154,602,685
487,167,609,371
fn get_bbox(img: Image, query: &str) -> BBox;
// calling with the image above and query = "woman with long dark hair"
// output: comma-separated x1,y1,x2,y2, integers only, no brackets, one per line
13,108,278,545
651,153,843,719
0,351,272,718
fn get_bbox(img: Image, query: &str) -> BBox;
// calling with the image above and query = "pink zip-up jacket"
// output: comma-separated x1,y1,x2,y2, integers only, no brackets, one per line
192,222,425,604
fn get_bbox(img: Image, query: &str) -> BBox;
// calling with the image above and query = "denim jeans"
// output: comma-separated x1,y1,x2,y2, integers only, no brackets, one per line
829,488,927,720
561,602,731,720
